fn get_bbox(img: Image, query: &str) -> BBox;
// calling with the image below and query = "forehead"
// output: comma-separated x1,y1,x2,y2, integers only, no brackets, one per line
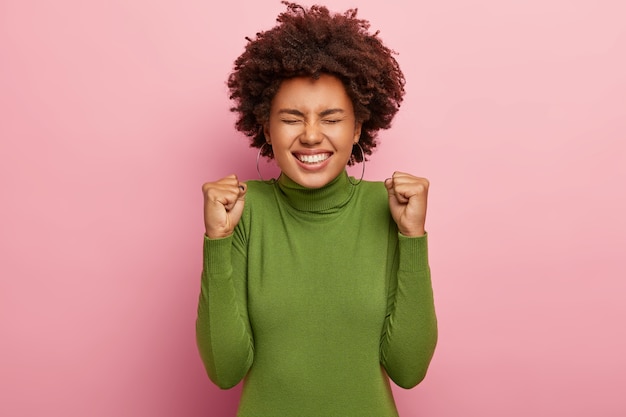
272,74,354,112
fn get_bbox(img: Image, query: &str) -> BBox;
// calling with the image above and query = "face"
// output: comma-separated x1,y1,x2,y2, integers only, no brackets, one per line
264,74,362,189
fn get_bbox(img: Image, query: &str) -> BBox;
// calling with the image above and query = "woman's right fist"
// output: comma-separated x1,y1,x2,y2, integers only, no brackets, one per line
202,175,247,239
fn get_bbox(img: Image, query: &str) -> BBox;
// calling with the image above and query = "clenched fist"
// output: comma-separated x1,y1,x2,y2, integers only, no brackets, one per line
384,172,429,237
202,174,247,239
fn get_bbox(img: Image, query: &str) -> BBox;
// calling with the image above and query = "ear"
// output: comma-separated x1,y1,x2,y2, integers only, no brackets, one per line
353,122,362,143
263,122,271,144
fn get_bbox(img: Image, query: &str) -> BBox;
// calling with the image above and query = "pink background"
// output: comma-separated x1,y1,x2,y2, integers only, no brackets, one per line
1,0,625,416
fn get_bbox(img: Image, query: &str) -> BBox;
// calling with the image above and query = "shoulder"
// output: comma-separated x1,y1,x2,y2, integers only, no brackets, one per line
358,180,388,199
234,180,277,235
244,179,273,193
353,180,389,212
360,179,386,191
242,180,278,208
244,179,277,191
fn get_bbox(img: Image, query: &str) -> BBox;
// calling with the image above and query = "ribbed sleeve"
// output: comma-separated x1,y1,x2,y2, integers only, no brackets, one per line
196,235,254,389
380,232,438,388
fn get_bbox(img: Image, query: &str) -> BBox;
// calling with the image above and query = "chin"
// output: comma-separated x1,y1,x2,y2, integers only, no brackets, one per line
299,180,330,189
294,172,339,189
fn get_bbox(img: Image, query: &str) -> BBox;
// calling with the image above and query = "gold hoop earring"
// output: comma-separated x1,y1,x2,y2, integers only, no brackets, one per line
256,143,276,183
348,142,365,186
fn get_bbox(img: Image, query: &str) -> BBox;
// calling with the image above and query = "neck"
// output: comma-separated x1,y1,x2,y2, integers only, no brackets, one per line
276,171,355,212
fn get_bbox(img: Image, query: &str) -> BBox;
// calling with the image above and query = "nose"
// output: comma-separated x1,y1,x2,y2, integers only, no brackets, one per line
300,122,323,145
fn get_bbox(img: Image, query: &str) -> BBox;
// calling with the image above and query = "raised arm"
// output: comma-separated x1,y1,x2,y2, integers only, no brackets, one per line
380,172,438,388
196,175,253,388
380,233,437,388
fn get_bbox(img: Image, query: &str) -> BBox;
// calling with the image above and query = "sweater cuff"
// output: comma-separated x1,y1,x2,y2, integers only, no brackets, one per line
397,232,429,272
203,235,233,275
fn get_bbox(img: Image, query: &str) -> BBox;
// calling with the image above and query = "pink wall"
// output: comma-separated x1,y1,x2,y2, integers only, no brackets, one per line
1,1,624,416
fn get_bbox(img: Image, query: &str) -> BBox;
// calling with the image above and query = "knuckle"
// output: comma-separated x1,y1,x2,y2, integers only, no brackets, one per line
206,187,228,201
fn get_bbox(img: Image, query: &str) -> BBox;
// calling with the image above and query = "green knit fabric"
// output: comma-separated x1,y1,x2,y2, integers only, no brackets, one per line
196,171,437,417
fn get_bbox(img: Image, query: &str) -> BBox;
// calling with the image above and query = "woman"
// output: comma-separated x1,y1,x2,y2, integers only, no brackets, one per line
196,3,437,416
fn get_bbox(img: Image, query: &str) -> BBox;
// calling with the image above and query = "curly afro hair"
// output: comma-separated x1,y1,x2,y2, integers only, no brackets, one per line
227,1,406,164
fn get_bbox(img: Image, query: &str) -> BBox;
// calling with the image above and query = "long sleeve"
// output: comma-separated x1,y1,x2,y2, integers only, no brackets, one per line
380,232,438,389
195,230,254,389
195,176,438,416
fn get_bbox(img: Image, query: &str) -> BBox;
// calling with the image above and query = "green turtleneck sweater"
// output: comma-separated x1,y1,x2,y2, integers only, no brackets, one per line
196,171,437,417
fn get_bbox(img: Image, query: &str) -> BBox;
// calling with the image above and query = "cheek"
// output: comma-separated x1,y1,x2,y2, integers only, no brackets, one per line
336,127,359,146
267,126,287,147
270,130,299,156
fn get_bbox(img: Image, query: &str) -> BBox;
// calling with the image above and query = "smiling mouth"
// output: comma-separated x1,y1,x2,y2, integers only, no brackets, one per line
294,153,331,164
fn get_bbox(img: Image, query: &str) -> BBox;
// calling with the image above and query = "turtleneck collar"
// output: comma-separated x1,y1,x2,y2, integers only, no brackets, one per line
275,171,356,213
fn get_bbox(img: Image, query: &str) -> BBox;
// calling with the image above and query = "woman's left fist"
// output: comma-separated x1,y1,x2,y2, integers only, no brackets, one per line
384,172,429,237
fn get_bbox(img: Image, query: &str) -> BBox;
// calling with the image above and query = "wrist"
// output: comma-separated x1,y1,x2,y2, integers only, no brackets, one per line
398,227,425,237
205,230,233,239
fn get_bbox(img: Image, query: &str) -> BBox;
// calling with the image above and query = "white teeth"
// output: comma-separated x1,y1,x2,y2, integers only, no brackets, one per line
298,153,329,164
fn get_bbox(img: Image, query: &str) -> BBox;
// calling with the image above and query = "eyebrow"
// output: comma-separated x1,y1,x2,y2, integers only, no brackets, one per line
277,108,346,117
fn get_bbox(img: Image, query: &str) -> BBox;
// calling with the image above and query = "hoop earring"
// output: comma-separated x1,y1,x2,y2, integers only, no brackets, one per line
256,143,276,183
348,142,365,186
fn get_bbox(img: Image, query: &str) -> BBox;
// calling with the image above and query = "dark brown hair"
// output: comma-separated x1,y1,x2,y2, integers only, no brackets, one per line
227,2,405,163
